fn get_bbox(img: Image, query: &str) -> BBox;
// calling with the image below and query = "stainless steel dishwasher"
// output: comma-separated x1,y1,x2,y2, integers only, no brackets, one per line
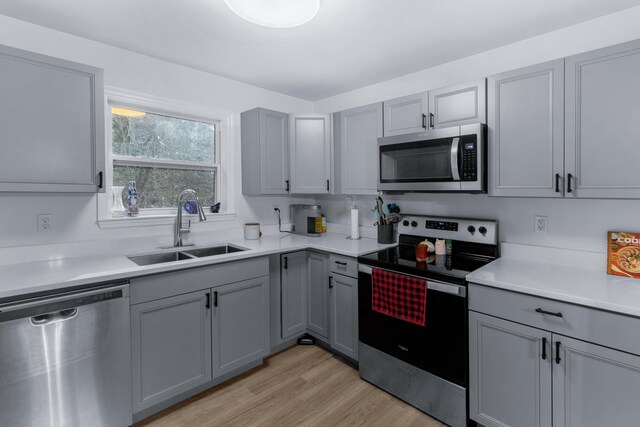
0,283,132,427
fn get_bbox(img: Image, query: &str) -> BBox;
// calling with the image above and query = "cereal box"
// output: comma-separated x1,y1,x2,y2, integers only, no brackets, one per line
608,231,640,278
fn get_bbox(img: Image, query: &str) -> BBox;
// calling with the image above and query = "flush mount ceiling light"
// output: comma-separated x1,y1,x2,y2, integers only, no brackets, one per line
224,0,320,28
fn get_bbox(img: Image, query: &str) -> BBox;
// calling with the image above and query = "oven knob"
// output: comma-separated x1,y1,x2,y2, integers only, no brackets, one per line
479,226,487,235
402,220,409,226
410,221,418,227
467,225,476,234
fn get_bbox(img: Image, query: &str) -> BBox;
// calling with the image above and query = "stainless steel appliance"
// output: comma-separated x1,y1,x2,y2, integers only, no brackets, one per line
358,216,498,427
290,204,323,236
378,123,486,193
0,283,132,427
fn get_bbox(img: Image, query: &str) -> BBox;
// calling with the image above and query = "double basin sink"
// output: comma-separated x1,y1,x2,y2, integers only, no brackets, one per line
127,244,246,266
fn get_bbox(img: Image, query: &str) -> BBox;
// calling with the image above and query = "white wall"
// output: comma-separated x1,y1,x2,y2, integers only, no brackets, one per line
0,14,314,251
314,6,640,253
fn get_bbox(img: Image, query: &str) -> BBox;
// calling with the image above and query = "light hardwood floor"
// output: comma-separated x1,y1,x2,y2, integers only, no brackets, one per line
135,344,445,427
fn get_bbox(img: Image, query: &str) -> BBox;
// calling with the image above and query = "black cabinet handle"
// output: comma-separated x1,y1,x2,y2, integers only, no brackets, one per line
329,276,334,289
541,337,547,360
98,171,103,189
283,257,288,270
326,179,330,192
205,292,211,309
213,291,218,308
285,179,290,192
422,114,427,129
567,173,573,193
555,341,562,364
429,113,434,128
535,308,563,318
334,261,347,266
555,173,560,193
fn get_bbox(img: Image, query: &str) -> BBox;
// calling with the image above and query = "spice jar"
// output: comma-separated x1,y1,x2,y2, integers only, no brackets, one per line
416,241,429,261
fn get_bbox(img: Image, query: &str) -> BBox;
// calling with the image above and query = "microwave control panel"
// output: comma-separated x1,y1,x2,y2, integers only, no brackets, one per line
461,135,477,181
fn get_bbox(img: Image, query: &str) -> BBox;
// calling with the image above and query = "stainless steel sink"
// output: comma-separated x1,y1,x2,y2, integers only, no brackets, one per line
182,245,246,258
127,251,195,266
127,244,246,266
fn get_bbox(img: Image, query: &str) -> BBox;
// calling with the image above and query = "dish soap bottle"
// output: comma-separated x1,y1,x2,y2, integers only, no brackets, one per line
127,181,139,217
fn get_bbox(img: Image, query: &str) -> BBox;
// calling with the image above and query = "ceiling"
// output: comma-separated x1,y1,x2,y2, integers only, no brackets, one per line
1,0,639,100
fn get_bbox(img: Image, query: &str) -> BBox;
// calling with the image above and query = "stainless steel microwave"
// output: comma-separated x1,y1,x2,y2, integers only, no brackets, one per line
378,123,486,193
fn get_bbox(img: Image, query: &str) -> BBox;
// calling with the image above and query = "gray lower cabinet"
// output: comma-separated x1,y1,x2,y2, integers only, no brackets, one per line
333,103,383,195
307,252,330,339
469,311,552,427
428,79,486,129
329,273,358,360
289,114,332,194
488,60,564,197
131,290,212,413
383,92,429,137
0,44,105,193
241,108,290,195
281,251,308,339
212,276,269,378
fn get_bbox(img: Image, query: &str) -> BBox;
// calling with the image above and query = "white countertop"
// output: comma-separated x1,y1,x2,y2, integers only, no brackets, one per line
467,243,640,318
0,233,392,302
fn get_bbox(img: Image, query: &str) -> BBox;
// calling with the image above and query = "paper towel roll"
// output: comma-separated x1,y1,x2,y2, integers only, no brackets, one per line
350,208,360,240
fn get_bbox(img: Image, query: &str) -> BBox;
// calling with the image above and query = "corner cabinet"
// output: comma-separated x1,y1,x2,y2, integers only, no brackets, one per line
241,108,290,195
428,79,486,129
333,103,383,195
289,114,332,194
281,251,308,339
0,44,105,193
307,252,330,339
488,60,564,197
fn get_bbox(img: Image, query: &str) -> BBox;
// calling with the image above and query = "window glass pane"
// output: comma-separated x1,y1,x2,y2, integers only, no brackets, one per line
112,107,215,163
113,164,215,209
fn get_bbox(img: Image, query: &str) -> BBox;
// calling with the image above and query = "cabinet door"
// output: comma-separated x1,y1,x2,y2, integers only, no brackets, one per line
307,252,329,339
488,60,564,197
334,103,383,195
469,311,552,427
281,252,308,339
383,92,428,136
0,44,104,193
260,109,289,194
212,276,269,378
428,79,486,129
329,273,358,360
565,40,640,198
131,290,212,413
553,335,640,427
289,114,331,194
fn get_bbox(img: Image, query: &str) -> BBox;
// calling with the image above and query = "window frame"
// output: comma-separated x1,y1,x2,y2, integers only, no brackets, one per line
98,87,235,228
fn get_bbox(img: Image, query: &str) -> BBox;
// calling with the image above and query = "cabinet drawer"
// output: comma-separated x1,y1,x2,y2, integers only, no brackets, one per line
329,254,357,277
469,283,640,356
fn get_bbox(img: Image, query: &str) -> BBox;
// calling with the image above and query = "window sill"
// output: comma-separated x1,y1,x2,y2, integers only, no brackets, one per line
98,212,236,229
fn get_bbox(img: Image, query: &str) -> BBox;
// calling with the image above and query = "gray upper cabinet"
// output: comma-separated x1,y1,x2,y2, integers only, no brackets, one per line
488,60,565,197
565,39,640,199
553,335,640,427
212,276,269,378
383,92,429,137
241,108,290,195
428,79,486,129
307,252,330,339
281,251,308,339
329,273,359,361
131,290,212,413
469,311,552,427
333,103,383,195
289,114,331,194
0,44,105,193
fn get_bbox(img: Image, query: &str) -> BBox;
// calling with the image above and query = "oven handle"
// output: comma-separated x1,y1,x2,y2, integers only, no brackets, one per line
450,137,461,181
358,265,466,298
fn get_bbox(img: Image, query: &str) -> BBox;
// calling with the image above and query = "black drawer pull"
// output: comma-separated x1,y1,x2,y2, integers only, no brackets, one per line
334,261,348,266
283,257,288,270
285,179,290,192
213,291,218,307
429,113,434,128
555,173,560,193
422,114,427,129
205,292,211,309
541,337,547,360
555,341,562,364
567,173,573,193
535,308,563,318
329,276,334,289
98,171,103,189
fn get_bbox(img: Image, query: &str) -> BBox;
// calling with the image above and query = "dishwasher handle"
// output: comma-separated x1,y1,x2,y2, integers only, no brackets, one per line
31,308,78,326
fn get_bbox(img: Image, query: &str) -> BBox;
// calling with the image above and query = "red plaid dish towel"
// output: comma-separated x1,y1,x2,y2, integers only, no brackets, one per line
372,269,427,327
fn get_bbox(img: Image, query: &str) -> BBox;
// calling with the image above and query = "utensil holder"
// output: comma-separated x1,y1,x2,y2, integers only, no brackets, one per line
377,223,394,244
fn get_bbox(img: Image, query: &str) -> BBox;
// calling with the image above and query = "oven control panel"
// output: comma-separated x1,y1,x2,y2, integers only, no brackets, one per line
398,215,498,245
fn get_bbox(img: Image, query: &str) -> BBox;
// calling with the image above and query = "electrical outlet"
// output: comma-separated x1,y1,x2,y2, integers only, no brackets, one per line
534,215,547,234
37,214,53,232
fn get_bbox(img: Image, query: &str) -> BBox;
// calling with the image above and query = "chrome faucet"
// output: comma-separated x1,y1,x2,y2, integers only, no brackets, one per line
174,189,207,247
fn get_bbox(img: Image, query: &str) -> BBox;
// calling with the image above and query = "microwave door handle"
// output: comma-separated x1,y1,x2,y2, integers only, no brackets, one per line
450,137,461,181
